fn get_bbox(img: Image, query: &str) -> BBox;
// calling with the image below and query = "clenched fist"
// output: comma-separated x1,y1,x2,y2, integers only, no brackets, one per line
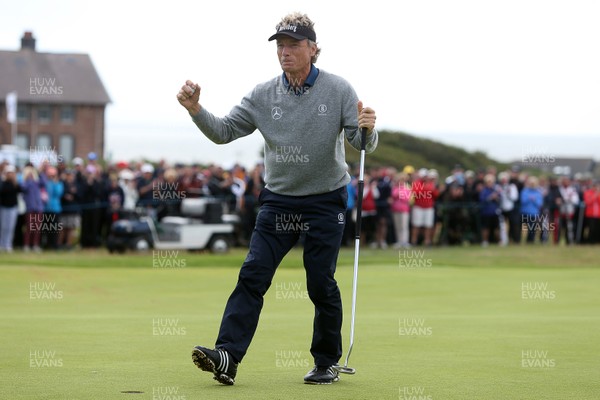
177,80,201,114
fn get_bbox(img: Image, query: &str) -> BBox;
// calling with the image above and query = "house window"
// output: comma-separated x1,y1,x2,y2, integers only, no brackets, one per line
16,133,30,151
38,105,52,124
17,104,31,121
32,134,61,166
36,133,52,148
60,106,75,124
59,134,75,163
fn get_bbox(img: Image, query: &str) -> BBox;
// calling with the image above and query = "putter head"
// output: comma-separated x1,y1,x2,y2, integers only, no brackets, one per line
333,364,356,374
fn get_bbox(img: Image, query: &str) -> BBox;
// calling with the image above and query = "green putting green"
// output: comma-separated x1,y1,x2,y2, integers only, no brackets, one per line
1,246,598,399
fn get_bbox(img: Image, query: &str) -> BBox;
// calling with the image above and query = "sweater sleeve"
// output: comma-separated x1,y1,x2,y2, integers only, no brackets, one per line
347,126,379,154
190,90,257,145
343,105,379,153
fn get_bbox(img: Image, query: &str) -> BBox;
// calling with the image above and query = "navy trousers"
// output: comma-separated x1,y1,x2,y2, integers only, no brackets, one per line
215,186,348,366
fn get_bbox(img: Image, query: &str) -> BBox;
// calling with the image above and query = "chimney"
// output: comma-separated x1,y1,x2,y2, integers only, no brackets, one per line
21,31,36,51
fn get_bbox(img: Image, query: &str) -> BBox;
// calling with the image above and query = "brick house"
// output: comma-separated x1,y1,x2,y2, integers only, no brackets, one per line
0,32,110,162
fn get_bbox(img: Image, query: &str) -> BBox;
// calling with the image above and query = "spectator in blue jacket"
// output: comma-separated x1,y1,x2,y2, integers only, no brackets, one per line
21,165,45,252
479,174,501,246
342,175,357,246
520,176,544,243
43,166,64,249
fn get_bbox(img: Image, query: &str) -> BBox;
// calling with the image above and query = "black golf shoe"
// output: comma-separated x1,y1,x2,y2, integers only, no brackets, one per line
303,365,340,384
192,345,238,385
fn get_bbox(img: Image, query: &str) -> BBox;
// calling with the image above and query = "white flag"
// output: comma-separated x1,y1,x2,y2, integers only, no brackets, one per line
6,91,17,124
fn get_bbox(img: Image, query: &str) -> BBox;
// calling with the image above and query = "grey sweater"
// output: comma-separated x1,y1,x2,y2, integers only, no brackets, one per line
191,69,378,196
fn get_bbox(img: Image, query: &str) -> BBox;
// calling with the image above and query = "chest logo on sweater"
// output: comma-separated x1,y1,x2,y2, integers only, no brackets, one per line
318,104,328,115
271,107,283,120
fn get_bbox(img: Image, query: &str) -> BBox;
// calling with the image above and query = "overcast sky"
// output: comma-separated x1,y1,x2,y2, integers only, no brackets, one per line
2,0,599,168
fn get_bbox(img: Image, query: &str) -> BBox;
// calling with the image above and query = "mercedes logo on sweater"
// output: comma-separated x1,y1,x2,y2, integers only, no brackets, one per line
271,107,283,120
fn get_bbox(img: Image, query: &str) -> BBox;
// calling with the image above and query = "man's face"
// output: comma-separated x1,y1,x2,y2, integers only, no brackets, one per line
276,36,315,75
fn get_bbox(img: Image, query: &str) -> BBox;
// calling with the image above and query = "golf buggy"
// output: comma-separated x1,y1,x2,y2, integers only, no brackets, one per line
107,197,239,253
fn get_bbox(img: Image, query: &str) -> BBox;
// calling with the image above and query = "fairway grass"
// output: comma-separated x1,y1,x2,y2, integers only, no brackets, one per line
1,246,599,399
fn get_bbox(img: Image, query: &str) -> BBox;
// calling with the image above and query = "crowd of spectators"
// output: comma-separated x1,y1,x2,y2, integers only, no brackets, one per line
351,164,600,248
1,155,599,253
0,153,261,252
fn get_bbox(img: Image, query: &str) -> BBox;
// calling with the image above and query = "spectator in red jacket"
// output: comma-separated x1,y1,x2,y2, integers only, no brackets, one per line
410,168,439,246
583,180,600,244
361,174,379,246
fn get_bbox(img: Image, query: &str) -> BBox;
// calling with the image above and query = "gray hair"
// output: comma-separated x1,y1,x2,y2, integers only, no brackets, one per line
275,12,321,63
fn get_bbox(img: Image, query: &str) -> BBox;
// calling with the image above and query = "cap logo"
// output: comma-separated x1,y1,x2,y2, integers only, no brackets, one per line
269,23,316,42
279,24,298,33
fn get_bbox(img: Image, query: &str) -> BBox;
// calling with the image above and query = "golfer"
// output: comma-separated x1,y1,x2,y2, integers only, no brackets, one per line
177,11,377,385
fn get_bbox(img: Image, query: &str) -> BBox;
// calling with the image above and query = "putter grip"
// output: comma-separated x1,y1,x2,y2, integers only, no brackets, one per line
360,127,367,151
355,127,368,239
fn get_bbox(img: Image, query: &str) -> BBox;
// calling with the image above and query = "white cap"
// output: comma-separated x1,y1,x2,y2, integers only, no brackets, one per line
72,157,84,166
417,168,428,178
4,164,16,173
141,163,154,174
119,169,135,180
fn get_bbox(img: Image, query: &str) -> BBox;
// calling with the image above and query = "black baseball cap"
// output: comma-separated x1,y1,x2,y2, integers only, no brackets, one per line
268,24,316,42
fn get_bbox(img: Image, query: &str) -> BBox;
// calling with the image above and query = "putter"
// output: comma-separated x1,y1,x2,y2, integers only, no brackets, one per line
335,127,367,375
